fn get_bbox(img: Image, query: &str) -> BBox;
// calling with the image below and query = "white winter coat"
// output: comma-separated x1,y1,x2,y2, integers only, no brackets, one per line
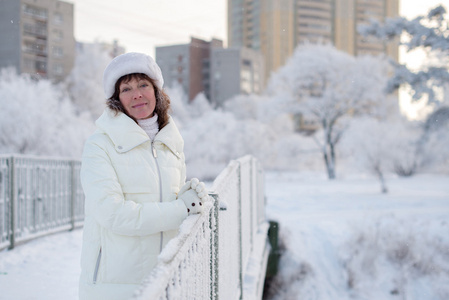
79,108,188,300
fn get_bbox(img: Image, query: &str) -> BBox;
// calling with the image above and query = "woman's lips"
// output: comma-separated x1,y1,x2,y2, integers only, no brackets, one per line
133,103,146,108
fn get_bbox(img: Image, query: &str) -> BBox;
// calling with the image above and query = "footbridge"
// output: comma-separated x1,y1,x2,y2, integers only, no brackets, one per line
0,154,278,299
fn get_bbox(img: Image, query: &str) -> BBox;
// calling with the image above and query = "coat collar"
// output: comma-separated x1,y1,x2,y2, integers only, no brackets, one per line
96,108,183,156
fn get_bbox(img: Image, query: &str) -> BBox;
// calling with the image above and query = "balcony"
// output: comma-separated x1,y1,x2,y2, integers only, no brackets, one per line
23,42,48,57
23,23,47,39
22,4,48,21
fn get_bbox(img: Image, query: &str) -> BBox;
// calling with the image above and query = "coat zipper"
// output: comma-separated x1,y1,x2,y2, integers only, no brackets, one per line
93,248,102,284
152,142,164,252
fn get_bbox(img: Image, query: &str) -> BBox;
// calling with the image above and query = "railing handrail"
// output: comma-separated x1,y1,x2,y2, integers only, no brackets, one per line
133,155,269,300
0,153,81,162
0,154,269,299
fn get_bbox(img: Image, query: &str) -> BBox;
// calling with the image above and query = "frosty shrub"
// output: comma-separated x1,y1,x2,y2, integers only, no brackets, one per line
167,87,326,179
341,215,449,300
64,43,112,119
179,109,276,180
388,121,423,177
0,68,94,157
341,118,394,192
341,117,424,191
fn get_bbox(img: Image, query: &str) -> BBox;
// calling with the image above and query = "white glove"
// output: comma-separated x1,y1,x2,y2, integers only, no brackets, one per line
177,178,210,214
179,189,203,215
178,180,192,198
190,179,210,204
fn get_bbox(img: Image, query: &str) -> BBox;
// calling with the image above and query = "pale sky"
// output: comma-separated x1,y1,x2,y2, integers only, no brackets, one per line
67,0,448,58
66,0,227,56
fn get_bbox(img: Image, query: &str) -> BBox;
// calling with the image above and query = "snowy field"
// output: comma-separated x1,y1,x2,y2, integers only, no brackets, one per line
0,171,448,300
264,171,449,300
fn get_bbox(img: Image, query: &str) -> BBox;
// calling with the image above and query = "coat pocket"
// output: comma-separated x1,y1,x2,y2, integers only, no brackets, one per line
93,248,102,284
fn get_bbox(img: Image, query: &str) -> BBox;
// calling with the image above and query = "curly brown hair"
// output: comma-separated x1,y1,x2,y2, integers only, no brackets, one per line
107,73,171,129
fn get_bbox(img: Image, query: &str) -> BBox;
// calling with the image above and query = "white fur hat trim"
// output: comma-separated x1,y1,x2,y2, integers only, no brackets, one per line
103,52,164,99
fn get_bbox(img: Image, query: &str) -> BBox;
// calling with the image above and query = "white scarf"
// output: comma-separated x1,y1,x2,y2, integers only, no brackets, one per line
137,114,159,140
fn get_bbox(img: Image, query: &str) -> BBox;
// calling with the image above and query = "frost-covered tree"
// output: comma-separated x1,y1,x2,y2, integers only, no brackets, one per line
419,106,449,172
342,117,423,192
0,68,94,157
360,5,449,105
223,94,263,120
267,44,391,179
343,118,393,193
65,43,112,119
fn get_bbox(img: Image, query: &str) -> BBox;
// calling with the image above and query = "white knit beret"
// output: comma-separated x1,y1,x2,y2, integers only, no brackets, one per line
103,52,164,99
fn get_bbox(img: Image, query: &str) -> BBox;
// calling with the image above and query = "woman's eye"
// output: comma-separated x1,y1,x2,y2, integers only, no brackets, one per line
121,88,130,93
140,84,148,88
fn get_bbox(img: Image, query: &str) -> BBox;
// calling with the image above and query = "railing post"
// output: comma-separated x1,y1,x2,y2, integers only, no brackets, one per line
69,161,76,230
209,193,220,300
250,157,254,248
8,156,16,250
237,161,243,300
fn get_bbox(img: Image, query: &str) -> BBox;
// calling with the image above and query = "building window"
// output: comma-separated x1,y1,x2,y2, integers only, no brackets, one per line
23,58,34,71
53,46,63,57
53,64,64,75
53,13,63,24
36,60,47,74
53,29,63,41
242,59,251,66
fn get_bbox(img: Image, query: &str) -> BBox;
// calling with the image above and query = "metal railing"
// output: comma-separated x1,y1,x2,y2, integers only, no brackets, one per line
0,155,84,250
0,154,270,299
133,155,270,300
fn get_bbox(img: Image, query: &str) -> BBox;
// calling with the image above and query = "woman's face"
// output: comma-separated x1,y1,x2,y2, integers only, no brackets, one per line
118,77,156,120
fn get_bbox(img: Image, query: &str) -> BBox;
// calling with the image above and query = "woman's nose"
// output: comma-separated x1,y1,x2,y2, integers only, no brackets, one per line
132,90,143,99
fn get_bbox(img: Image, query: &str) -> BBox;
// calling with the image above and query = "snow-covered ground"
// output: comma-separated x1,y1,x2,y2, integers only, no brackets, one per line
0,171,448,300
264,171,449,300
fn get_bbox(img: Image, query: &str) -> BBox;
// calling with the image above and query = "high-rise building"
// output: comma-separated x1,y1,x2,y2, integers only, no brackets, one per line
228,0,294,78
0,0,75,81
228,0,400,80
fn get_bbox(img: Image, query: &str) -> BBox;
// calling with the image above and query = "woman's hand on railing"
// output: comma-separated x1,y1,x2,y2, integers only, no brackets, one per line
190,178,208,200
177,178,209,215
179,189,203,214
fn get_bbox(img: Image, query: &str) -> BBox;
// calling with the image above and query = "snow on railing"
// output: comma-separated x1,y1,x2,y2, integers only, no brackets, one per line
0,155,84,250
133,155,270,300
0,154,269,299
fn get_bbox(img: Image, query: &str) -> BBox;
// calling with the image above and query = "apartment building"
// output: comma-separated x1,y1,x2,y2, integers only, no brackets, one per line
76,40,126,59
156,37,224,102
210,47,264,107
0,0,75,81
228,0,400,79
156,37,264,106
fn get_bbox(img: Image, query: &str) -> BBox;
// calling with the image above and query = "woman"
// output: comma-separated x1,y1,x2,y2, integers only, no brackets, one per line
79,52,208,300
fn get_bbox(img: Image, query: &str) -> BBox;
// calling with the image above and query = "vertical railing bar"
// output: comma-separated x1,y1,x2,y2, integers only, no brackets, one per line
209,193,220,300
70,161,76,230
250,157,254,249
8,156,16,250
237,161,243,300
